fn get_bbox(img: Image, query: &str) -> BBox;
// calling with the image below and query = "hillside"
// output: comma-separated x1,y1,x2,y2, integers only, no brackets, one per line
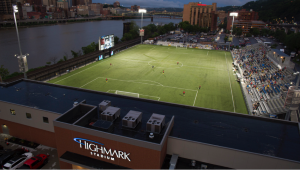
145,8,183,12
242,0,300,22
217,6,242,12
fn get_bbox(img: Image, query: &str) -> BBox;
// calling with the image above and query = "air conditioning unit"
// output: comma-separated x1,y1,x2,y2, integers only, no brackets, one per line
122,110,142,129
100,106,120,122
99,100,111,111
146,113,165,134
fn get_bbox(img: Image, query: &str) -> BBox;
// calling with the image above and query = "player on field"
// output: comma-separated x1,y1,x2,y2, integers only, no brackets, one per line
177,62,179,65
110,63,112,66
163,70,164,74
106,78,108,83
199,85,201,90
183,91,185,96
152,66,154,69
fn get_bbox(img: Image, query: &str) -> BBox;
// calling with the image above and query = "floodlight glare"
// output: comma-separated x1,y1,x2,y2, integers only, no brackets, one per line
138,9,147,13
230,12,238,17
12,5,18,13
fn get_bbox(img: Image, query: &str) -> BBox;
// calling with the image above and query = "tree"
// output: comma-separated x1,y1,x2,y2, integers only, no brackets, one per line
46,62,51,65
224,36,228,43
236,27,243,37
71,50,78,58
49,56,58,64
271,43,278,49
57,59,64,63
114,36,119,44
0,65,9,80
121,33,133,41
246,33,252,37
82,42,98,55
63,52,69,61
249,28,260,36
285,33,300,55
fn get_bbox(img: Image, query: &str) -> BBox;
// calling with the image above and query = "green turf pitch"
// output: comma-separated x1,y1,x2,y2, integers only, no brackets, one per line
48,45,247,114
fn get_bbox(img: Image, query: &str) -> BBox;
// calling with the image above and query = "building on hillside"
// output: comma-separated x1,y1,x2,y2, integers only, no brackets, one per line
100,8,110,16
42,0,49,6
131,5,139,12
113,1,120,8
84,0,91,5
183,2,218,31
26,0,42,6
57,0,68,9
90,3,102,15
0,0,16,20
77,5,94,16
52,10,65,18
70,6,77,11
67,10,76,17
27,11,45,19
233,20,266,34
216,10,226,26
227,9,259,30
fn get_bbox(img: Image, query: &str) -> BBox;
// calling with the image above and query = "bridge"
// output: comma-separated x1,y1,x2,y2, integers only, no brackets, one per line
269,24,300,33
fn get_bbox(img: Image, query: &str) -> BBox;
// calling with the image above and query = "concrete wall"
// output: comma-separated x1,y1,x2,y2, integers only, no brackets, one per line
167,137,300,169
0,100,61,132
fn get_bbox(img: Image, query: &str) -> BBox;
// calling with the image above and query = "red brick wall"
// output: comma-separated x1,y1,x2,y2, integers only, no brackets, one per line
59,161,72,169
0,119,56,148
54,126,164,169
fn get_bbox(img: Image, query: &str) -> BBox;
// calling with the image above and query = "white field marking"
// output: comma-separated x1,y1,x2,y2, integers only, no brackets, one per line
193,90,198,106
149,47,156,50
121,58,225,71
225,53,236,113
108,90,161,101
138,80,164,86
97,76,197,92
52,58,110,84
80,77,100,88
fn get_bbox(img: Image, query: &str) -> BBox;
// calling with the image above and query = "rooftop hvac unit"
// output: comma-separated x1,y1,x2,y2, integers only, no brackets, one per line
122,110,142,129
146,113,165,134
100,106,120,122
99,100,111,111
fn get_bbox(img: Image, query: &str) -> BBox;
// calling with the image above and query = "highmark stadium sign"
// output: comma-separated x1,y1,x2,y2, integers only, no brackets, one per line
73,138,131,162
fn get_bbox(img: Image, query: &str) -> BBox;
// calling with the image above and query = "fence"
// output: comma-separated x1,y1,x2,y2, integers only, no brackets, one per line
4,37,145,83
231,51,252,115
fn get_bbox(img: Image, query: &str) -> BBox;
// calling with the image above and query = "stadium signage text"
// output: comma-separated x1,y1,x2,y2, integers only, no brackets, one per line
73,138,131,162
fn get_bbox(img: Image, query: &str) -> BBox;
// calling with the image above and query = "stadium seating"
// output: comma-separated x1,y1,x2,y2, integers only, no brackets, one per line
232,43,295,117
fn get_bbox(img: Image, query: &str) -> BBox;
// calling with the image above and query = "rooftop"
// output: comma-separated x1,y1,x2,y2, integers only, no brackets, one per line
1,80,300,163
272,49,290,57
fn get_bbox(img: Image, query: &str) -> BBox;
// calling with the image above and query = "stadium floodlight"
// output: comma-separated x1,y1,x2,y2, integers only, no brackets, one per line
12,4,28,79
229,12,238,36
139,9,147,44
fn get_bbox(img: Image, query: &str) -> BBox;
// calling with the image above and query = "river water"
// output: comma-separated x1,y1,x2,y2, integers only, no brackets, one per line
0,17,181,73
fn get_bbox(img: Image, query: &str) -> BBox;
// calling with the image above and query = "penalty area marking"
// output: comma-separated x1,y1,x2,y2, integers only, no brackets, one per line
107,90,160,101
82,77,198,106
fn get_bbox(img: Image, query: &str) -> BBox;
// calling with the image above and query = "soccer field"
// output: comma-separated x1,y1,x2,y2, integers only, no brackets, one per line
48,45,247,114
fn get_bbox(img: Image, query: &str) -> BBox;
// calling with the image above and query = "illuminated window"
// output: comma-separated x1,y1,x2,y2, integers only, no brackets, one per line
43,117,49,123
26,113,32,119
10,109,16,115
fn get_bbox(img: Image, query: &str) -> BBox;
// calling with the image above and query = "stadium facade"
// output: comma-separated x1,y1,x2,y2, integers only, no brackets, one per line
1,79,300,169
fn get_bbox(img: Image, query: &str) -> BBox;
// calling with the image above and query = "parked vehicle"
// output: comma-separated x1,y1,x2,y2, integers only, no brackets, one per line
3,153,33,170
19,154,49,169
0,149,25,167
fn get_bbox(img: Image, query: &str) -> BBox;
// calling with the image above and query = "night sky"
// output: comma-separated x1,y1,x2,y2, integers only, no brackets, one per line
95,0,255,8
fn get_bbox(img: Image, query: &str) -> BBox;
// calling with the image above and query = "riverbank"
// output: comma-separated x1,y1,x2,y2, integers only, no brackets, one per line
0,17,103,29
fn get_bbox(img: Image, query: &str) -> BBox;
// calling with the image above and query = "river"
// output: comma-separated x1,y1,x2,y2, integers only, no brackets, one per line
0,17,181,73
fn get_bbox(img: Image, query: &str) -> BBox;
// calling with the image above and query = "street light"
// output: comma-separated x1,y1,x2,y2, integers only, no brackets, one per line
229,12,238,36
13,4,28,79
139,9,147,44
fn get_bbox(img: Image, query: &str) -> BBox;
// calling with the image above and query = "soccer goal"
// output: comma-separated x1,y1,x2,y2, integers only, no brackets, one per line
176,45,187,49
115,90,139,98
